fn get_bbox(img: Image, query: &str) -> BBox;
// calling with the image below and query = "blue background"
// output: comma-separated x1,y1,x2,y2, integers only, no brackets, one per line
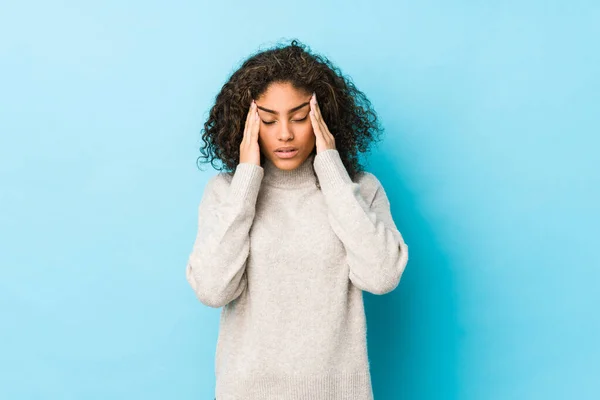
1,1,598,399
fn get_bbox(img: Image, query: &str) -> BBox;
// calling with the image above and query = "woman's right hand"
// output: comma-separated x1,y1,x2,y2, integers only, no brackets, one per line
239,100,261,166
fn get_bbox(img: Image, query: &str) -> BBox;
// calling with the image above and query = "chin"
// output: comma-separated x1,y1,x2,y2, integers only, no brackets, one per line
275,159,301,170
269,153,305,169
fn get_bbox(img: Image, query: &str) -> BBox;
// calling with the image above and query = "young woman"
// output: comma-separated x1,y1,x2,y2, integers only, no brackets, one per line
186,39,409,400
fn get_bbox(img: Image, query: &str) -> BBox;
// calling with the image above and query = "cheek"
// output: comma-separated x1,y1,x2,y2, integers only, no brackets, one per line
300,125,316,144
298,120,312,132
257,132,265,145
305,122,315,136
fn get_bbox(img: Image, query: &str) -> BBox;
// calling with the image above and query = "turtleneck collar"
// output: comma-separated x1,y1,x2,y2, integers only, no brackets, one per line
261,152,317,189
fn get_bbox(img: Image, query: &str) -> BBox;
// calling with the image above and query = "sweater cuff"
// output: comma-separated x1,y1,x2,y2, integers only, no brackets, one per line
229,162,264,202
313,149,353,192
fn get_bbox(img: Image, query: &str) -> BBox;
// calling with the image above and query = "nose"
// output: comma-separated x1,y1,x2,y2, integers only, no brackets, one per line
277,121,294,140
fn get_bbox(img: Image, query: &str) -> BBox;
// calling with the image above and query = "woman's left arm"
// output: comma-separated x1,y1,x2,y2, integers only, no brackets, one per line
313,149,409,295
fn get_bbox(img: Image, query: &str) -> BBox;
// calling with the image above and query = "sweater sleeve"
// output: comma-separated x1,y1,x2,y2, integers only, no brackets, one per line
313,149,409,295
185,163,264,308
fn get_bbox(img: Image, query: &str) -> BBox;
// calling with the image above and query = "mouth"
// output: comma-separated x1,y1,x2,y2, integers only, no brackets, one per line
274,148,299,159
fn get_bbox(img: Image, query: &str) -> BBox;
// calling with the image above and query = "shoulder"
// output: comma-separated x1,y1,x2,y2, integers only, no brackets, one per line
354,170,385,206
213,170,235,186
202,170,235,200
355,170,381,186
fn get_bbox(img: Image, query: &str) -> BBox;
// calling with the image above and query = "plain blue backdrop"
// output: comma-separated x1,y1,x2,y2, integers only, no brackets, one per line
1,1,598,399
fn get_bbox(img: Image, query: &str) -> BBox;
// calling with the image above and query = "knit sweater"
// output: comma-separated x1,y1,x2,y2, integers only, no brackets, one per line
186,149,409,400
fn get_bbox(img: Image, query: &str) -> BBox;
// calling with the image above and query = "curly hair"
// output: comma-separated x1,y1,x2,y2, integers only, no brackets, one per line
196,38,385,186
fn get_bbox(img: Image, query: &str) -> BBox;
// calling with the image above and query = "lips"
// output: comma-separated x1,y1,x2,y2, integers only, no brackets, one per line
274,148,299,159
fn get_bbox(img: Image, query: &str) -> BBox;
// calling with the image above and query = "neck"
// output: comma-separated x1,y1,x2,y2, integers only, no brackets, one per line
262,152,317,188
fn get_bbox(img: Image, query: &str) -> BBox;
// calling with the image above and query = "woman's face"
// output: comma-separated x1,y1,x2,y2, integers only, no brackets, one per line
255,82,316,170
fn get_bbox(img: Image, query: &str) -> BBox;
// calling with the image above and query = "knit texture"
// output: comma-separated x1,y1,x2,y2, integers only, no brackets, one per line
186,149,409,400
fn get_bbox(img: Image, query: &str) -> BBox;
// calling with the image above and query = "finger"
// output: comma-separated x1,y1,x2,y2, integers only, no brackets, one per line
320,118,332,140
243,101,256,143
242,104,251,143
310,102,328,139
309,96,321,134
312,96,334,141
250,109,260,142
246,101,256,136
312,97,330,140
311,93,323,122
309,108,323,140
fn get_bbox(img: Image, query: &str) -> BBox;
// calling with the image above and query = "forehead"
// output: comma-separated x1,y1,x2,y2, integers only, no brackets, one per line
257,82,310,109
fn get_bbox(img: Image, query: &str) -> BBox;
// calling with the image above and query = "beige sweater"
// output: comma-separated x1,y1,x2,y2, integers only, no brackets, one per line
186,149,409,400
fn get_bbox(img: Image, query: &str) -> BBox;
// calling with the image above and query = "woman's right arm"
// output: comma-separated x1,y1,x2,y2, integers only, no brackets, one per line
185,162,264,308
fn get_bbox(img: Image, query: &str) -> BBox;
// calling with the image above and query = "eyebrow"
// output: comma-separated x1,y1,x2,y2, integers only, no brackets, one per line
256,102,310,115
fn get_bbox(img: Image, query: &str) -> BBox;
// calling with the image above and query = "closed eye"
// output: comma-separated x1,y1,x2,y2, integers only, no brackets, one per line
262,115,308,125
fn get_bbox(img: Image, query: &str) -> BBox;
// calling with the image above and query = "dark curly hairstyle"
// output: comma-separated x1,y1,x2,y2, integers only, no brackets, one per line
196,38,385,186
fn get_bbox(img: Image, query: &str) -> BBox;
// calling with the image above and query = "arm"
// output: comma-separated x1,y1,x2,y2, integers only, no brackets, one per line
313,149,409,295
185,163,264,308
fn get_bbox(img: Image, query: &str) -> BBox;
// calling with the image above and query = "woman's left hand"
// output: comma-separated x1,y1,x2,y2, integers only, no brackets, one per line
309,92,336,153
